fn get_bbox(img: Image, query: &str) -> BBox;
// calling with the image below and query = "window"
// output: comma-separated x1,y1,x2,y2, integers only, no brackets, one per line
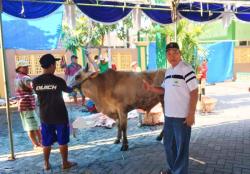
15,53,64,75
239,41,247,46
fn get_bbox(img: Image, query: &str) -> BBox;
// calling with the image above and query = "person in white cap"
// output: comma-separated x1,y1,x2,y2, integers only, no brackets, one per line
98,56,109,74
130,61,141,72
15,60,42,150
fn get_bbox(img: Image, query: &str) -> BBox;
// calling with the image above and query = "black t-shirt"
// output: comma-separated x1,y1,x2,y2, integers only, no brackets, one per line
33,73,70,124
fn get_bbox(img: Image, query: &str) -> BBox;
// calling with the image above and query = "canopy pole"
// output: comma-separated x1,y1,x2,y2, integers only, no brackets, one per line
174,20,177,42
0,1,15,160
171,0,179,42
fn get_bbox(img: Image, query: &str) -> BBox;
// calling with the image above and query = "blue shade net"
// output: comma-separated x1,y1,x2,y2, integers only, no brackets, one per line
2,6,64,50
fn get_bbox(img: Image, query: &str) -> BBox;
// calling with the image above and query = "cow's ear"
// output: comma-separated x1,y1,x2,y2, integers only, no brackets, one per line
84,63,89,72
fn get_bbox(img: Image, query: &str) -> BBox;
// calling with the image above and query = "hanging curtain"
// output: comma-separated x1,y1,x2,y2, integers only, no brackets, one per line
235,6,250,22
74,0,135,24
3,0,63,19
178,2,224,22
141,5,173,25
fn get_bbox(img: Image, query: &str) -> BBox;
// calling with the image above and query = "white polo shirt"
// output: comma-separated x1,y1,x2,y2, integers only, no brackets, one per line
161,60,198,118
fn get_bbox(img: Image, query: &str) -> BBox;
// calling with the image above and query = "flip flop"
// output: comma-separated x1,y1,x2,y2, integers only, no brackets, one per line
62,161,77,170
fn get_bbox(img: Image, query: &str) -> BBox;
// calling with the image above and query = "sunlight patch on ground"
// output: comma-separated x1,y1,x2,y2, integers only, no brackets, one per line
0,130,162,161
189,156,206,165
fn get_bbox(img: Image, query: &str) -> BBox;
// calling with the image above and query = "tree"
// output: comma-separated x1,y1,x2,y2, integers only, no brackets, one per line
116,16,133,48
61,16,117,52
61,12,133,53
139,19,204,70
176,20,204,71
61,17,91,52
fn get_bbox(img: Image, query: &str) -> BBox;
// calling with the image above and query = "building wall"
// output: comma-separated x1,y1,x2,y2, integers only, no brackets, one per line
83,48,137,71
199,20,250,43
1,48,137,98
3,49,71,97
234,46,250,80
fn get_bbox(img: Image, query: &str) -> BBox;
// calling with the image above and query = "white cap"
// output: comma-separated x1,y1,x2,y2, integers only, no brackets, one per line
100,56,105,61
130,61,137,67
16,60,30,70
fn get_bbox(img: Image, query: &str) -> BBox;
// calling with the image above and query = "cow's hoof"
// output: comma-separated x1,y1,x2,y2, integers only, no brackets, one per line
156,135,163,141
114,139,120,144
120,144,129,151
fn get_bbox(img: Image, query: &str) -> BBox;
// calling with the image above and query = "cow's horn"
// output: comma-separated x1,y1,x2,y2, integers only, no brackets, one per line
85,63,89,72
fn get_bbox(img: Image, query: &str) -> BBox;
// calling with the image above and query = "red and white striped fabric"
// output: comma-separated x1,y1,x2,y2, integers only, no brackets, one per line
15,73,36,111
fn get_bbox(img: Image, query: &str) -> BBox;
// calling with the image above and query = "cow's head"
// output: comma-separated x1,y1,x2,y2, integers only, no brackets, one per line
74,63,98,86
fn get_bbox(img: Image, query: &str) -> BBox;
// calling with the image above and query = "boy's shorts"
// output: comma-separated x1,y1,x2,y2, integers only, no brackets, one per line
20,110,40,131
41,123,69,146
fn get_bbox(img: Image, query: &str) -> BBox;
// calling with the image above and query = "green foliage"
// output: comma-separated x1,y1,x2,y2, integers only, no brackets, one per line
156,32,167,68
61,17,92,52
61,15,133,52
176,20,204,70
116,16,133,41
92,23,117,46
140,19,204,70
140,24,174,42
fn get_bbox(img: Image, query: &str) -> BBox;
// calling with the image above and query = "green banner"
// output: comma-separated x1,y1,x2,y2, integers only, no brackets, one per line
156,33,166,68
81,47,86,66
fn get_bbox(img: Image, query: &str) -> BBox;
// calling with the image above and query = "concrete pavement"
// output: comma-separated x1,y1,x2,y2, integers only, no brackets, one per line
0,81,250,174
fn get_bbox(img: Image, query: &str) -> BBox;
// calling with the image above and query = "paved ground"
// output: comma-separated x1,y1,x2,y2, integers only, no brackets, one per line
0,81,250,174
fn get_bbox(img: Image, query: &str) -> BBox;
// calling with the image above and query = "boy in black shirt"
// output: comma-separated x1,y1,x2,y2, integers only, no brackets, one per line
33,54,77,170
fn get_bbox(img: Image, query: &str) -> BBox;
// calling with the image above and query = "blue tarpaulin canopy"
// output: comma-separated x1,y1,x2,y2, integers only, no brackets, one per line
3,0,250,24
141,5,173,25
3,0,63,18
74,0,135,24
235,6,250,22
178,2,224,22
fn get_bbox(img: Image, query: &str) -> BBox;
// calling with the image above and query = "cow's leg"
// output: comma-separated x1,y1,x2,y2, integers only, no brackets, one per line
120,114,128,151
114,119,121,144
156,129,164,141
156,98,164,141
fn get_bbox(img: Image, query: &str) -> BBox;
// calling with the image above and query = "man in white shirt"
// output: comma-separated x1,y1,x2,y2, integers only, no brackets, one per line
144,42,198,174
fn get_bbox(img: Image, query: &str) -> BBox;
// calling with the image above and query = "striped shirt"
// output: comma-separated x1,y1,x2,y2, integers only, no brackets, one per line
15,73,36,111
161,61,198,118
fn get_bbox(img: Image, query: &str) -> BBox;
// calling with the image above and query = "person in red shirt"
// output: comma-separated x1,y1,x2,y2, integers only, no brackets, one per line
198,59,208,95
60,55,85,105
111,63,117,71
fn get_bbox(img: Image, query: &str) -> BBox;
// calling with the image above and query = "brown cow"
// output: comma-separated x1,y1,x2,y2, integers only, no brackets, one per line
75,65,165,151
